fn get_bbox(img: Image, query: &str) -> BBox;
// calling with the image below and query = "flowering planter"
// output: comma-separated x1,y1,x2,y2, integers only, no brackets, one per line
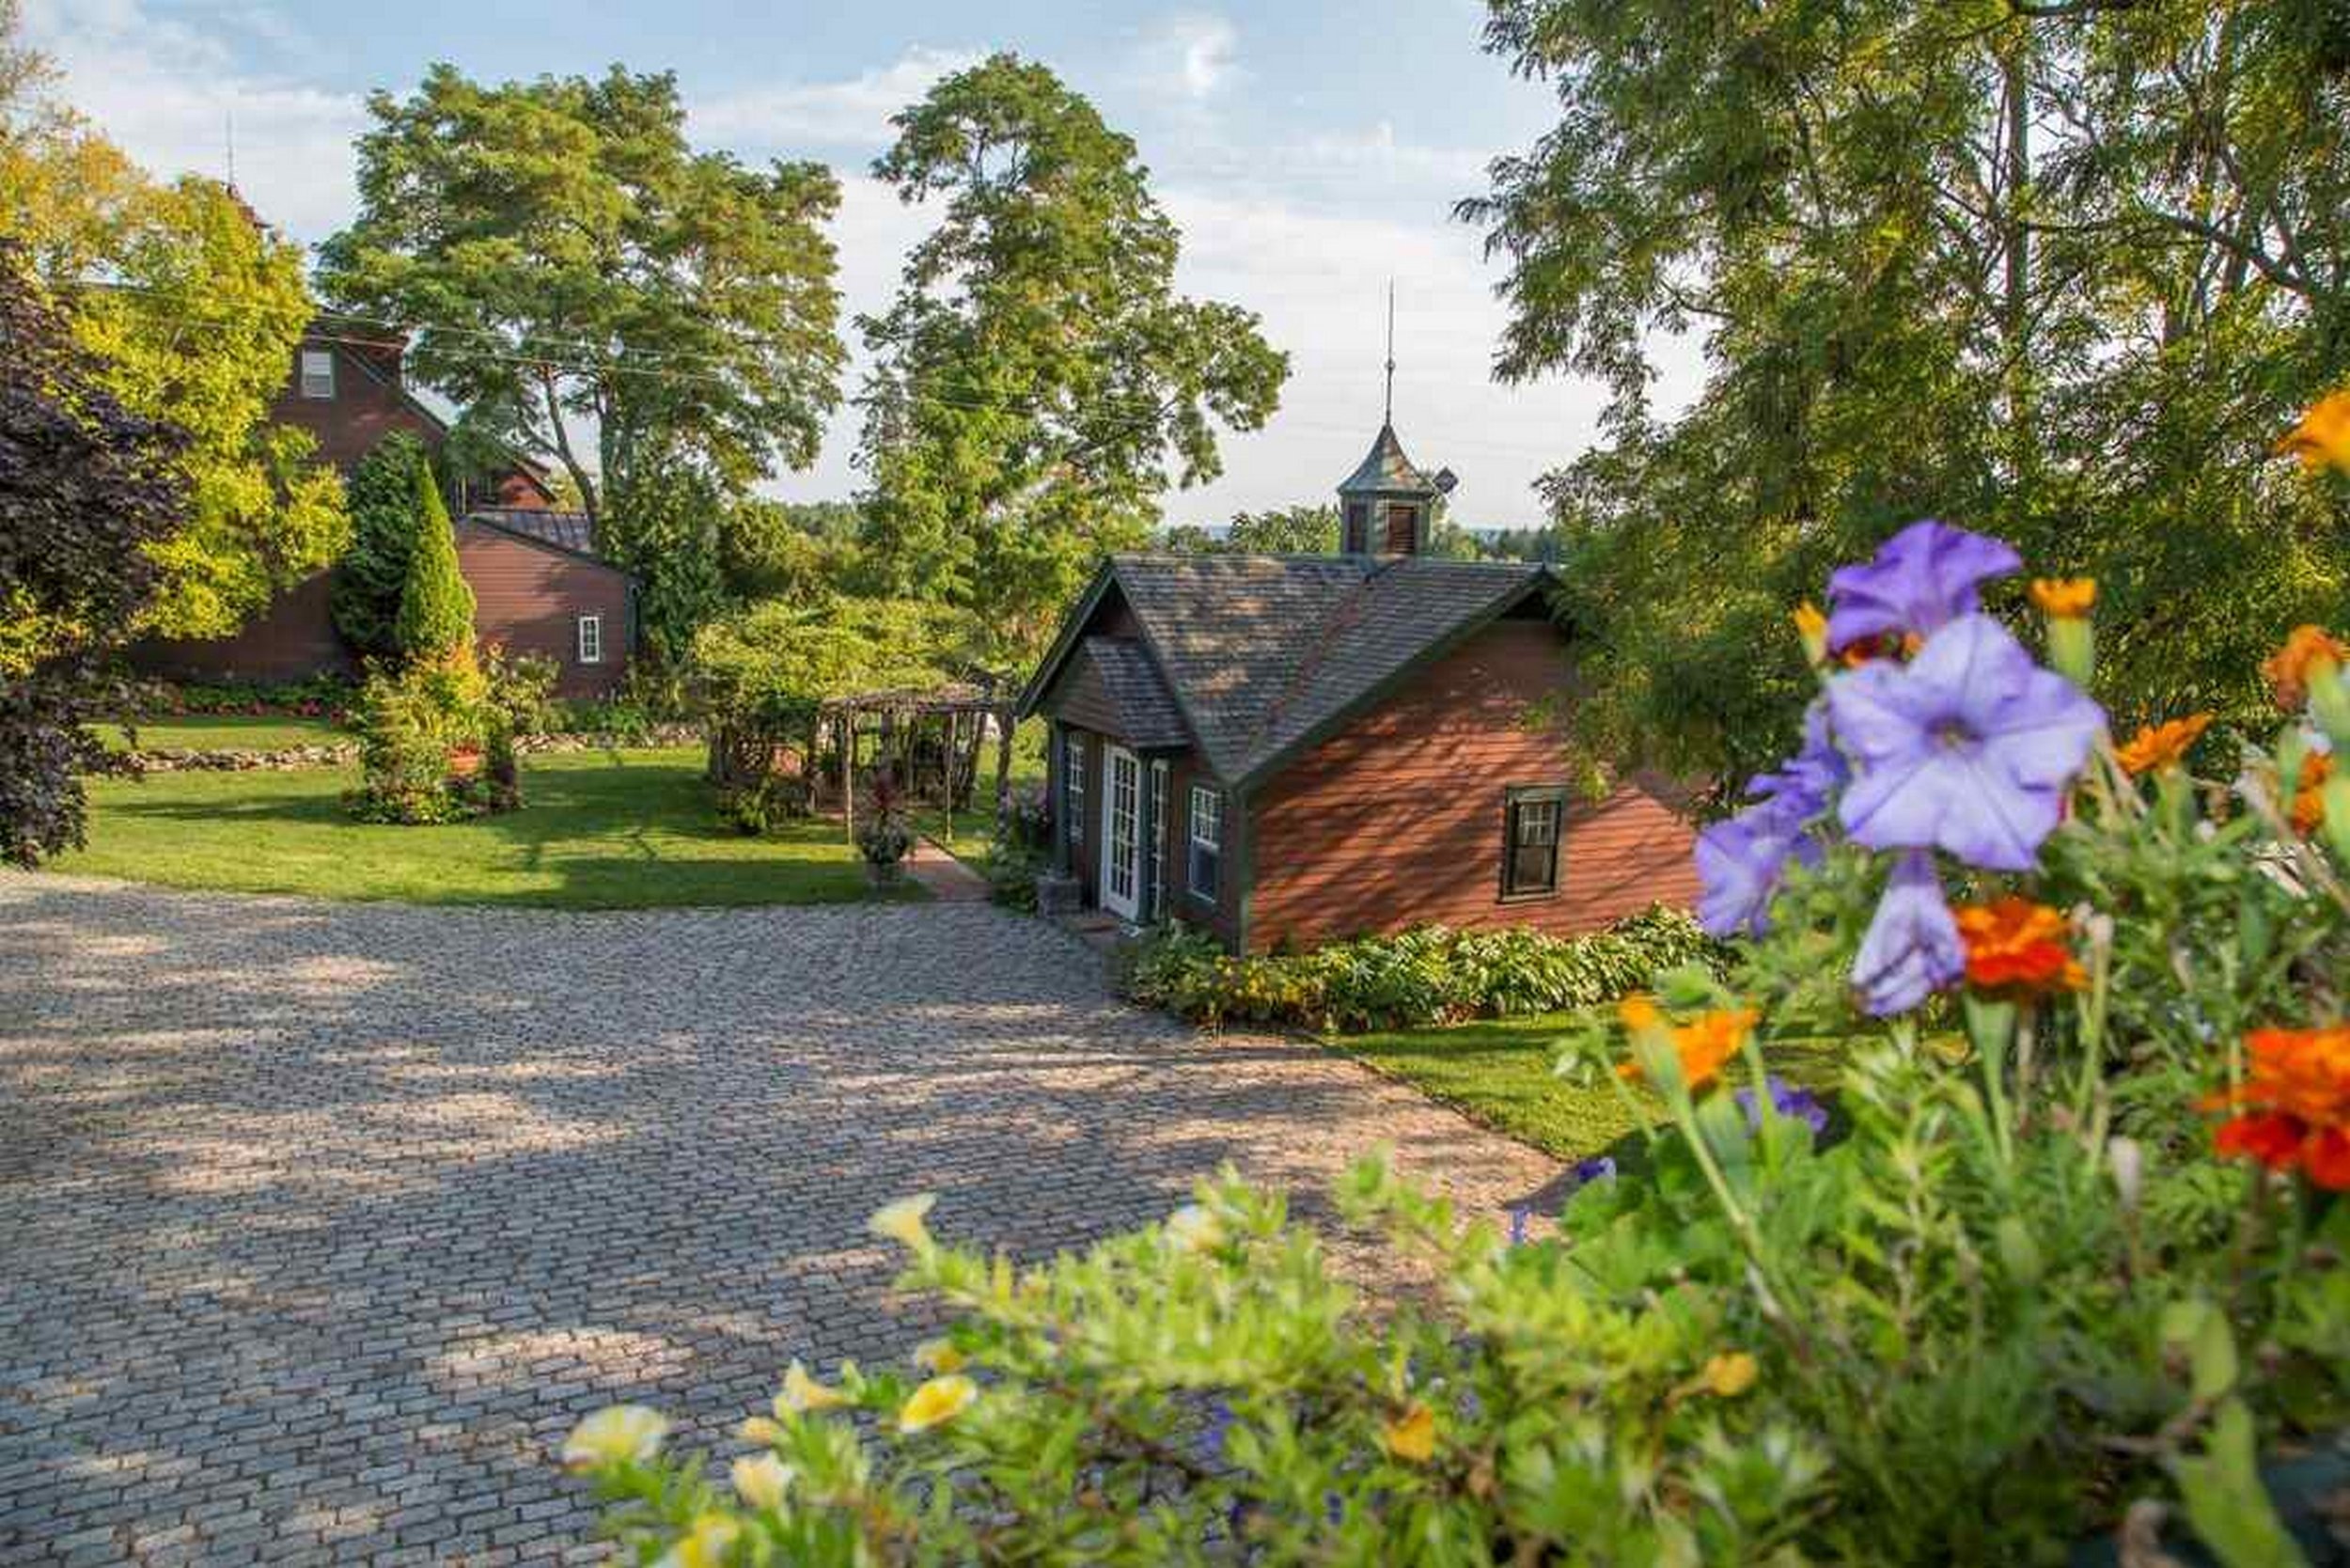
866,859,906,889
446,747,484,780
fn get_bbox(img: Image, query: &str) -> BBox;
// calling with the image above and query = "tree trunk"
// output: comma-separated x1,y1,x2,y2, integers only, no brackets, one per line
538,365,600,532
1998,34,2038,503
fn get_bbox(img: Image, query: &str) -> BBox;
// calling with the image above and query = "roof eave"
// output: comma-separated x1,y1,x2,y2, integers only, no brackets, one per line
1015,558,1122,721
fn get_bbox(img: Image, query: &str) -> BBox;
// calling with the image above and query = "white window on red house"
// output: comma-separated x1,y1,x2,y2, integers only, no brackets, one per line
299,349,336,400
1187,785,1222,902
1063,732,1087,850
576,614,603,665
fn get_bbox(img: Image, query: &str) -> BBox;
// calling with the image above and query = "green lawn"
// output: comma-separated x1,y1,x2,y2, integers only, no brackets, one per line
95,714,349,753
1340,1011,1847,1163
55,746,911,909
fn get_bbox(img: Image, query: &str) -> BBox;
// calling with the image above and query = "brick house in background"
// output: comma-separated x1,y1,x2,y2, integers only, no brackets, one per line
132,315,635,698
1017,416,1699,953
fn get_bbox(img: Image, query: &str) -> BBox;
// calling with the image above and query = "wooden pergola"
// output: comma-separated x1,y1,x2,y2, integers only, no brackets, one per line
819,680,1019,844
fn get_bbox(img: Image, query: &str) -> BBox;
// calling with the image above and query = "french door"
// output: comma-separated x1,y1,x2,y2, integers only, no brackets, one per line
1100,745,1141,920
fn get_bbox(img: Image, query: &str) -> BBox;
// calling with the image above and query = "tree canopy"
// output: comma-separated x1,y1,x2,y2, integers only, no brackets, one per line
0,71,345,640
854,54,1289,667
1467,0,2350,792
689,595,979,733
317,64,848,530
0,243,186,865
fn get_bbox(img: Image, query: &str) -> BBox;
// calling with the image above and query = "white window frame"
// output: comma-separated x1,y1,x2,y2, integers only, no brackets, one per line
1063,732,1087,850
1187,784,1222,903
1147,760,1169,919
1100,745,1141,920
298,348,336,400
576,613,604,665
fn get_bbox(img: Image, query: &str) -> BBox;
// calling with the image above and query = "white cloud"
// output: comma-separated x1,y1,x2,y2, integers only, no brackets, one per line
694,47,981,150
20,0,364,243
1159,13,1238,99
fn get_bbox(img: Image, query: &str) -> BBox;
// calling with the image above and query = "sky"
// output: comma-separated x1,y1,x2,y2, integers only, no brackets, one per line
22,0,1705,529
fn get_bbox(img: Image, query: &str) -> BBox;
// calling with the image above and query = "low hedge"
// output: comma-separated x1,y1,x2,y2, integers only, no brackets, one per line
1119,905,1722,1033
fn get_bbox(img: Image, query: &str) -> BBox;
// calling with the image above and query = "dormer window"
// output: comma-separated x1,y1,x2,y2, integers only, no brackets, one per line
298,349,336,400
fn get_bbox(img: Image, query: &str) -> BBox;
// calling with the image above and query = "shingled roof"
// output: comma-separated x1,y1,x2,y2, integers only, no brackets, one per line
1022,554,1554,788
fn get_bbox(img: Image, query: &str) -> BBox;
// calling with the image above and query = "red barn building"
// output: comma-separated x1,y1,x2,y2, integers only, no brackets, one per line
133,315,634,698
1018,418,1699,953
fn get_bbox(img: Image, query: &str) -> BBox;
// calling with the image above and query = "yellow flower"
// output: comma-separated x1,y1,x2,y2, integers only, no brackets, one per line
1164,1203,1227,1254
2029,578,2096,619
913,1338,967,1374
730,1451,794,1511
1381,1403,1437,1464
1792,602,1828,665
2277,387,2350,477
737,1415,785,1446
653,1513,740,1568
898,1374,978,1434
1702,1352,1760,1398
1617,994,1663,1034
869,1193,937,1250
778,1359,848,1414
561,1404,669,1472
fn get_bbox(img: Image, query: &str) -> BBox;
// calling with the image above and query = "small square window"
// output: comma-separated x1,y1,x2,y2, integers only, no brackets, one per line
298,349,335,400
1187,785,1222,902
1502,787,1564,899
576,614,603,664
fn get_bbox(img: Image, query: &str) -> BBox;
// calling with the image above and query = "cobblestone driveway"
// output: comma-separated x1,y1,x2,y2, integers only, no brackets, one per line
0,875,1559,1565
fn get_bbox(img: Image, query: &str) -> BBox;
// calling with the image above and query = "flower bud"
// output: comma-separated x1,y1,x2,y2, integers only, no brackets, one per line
2107,1137,2143,1214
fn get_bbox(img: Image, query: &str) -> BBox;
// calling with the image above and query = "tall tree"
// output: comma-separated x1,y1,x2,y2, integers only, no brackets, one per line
395,463,474,662
1466,0,2350,791
0,243,186,865
318,64,847,533
855,54,1289,666
603,454,730,667
0,75,345,639
331,432,431,663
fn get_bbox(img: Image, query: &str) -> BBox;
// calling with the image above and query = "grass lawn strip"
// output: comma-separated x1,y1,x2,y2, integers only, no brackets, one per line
56,746,916,910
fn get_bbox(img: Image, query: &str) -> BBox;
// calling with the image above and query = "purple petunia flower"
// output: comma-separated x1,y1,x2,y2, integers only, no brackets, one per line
1696,796,1823,938
1734,1075,1829,1137
1825,519,2022,654
1828,613,2106,872
1749,702,1850,816
1851,850,1965,1016
1571,1155,1618,1187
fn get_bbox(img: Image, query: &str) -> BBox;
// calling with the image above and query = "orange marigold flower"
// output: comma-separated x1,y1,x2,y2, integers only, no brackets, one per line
1618,1006,1757,1093
1953,897,2083,997
2207,1026,2350,1191
2029,578,2097,619
2261,625,2347,711
2114,713,2213,776
2293,753,2332,838
2276,387,2350,477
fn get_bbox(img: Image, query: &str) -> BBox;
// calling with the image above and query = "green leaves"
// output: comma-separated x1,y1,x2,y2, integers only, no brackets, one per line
319,64,846,524
854,54,1287,667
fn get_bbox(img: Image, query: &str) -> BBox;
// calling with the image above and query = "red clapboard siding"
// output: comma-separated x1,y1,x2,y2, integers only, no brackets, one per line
128,569,355,685
1246,619,1700,952
456,522,631,698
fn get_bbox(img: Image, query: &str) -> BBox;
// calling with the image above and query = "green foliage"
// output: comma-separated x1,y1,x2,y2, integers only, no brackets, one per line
331,432,430,661
318,63,846,527
603,457,729,667
480,643,561,739
690,595,974,736
718,498,866,604
344,657,494,825
393,463,474,661
0,242,184,866
0,108,345,640
1467,0,2350,788
855,54,1289,667
1120,906,1721,1033
1226,503,1339,554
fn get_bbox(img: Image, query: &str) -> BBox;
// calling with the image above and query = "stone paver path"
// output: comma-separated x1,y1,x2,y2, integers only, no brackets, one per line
0,874,1558,1565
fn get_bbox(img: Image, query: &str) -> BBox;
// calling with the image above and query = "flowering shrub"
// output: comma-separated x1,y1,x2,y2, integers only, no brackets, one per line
143,674,356,724
1119,906,1719,1032
344,654,518,824
568,403,2350,1562
854,769,915,878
